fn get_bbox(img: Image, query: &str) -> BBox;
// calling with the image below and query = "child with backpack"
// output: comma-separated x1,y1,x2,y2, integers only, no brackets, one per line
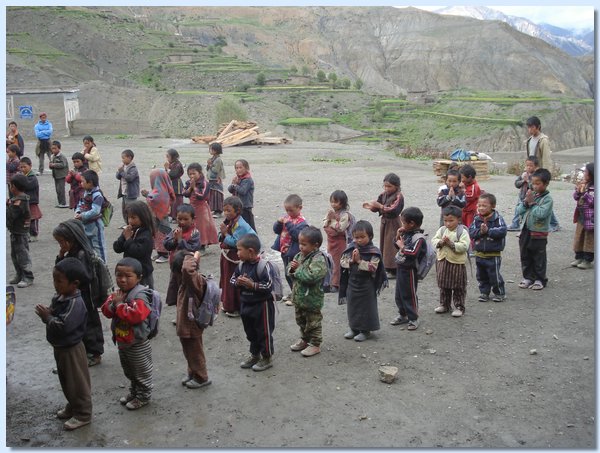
459,164,481,228
432,206,471,317
171,250,212,389
323,189,354,292
54,219,107,367
231,233,275,371
287,226,328,357
66,152,88,210
391,207,428,331
101,257,155,410
142,168,175,264
75,170,107,263
19,156,42,242
339,220,388,342
35,258,92,430
183,163,219,251
572,162,594,269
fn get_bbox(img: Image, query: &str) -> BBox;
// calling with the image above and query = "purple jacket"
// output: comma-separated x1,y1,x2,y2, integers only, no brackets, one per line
574,185,594,230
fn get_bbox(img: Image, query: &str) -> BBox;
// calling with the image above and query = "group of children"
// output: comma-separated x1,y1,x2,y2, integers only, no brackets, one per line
6,123,594,431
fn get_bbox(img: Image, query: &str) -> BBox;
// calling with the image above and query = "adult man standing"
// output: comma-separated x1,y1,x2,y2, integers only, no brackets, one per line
34,112,53,175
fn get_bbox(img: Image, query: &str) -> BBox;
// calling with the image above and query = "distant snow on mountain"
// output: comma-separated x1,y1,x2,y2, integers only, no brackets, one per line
435,6,593,56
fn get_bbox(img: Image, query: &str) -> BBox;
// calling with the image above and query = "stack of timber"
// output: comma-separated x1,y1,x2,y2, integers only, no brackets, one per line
433,159,490,182
191,120,292,147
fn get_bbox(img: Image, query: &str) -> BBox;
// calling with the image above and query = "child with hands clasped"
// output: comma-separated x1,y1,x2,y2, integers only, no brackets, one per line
115,149,140,227
436,169,466,226
231,234,275,372
101,258,154,410
164,148,184,222
19,157,42,242
458,164,481,228
228,159,255,231
339,220,388,342
183,162,219,250
468,193,507,302
432,206,470,317
49,140,70,208
75,170,107,262
35,258,92,431
323,190,354,291
288,226,328,357
66,152,88,210
572,162,594,269
507,156,538,231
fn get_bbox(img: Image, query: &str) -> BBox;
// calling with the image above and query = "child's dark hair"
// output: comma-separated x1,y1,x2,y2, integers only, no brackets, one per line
448,162,460,171
383,172,401,189
83,135,96,145
122,149,134,159
526,116,541,129
167,148,179,160
126,200,156,236
170,250,191,274
10,174,28,191
187,162,204,175
459,164,476,179
585,162,594,185
116,257,143,278
55,257,90,285
8,121,17,127
299,226,323,247
176,203,196,218
330,190,349,210
223,196,243,213
52,140,61,149
53,222,77,244
284,193,302,207
82,170,99,187
7,144,20,155
72,152,85,161
400,207,423,227
442,206,462,218
20,156,32,166
236,159,250,170
525,156,539,167
479,193,496,208
209,142,223,155
352,220,374,240
532,168,551,185
237,233,261,252
445,169,461,182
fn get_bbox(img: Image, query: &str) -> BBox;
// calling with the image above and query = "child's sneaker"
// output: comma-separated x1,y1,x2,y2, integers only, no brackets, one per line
577,260,593,269
300,344,321,357
252,356,273,372
390,316,409,325
353,331,370,342
407,319,419,331
434,305,448,314
290,339,308,351
181,374,193,386
125,398,149,410
87,354,102,367
56,407,72,420
17,280,32,288
119,394,135,405
478,293,490,302
451,308,463,317
155,255,169,263
492,294,506,302
344,329,358,339
63,417,90,430
185,378,212,389
571,258,583,267
240,354,259,369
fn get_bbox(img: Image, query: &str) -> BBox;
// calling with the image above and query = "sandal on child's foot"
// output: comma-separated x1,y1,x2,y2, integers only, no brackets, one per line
407,320,419,330
119,394,135,405
390,316,409,326
518,279,533,289
529,281,544,290
125,398,149,410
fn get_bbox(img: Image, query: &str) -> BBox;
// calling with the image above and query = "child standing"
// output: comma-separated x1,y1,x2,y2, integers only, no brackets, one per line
516,168,554,290
49,140,70,208
113,201,156,289
572,162,594,269
436,169,466,226
116,149,140,228
507,156,538,231
6,144,21,195
75,170,107,263
468,193,507,302
206,142,225,217
272,193,308,304
82,135,102,174
459,164,481,228
391,207,426,330
231,234,275,371
34,258,92,430
53,219,106,367
101,258,154,410
171,250,212,389
6,121,25,156
142,168,175,264
165,148,184,222
219,196,257,317
183,163,219,250
19,157,42,242
431,206,470,317
339,220,387,342
164,204,201,306
363,173,404,276
323,190,354,291
66,152,88,210
228,159,255,231
7,174,33,288
288,226,328,357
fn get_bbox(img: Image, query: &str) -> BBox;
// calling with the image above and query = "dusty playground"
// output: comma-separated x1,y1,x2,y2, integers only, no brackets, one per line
5,136,595,448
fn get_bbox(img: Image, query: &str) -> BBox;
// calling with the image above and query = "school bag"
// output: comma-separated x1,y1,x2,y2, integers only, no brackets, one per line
238,256,284,302
99,190,114,227
128,285,162,340
410,233,437,280
89,253,114,308
319,249,336,293
187,274,221,329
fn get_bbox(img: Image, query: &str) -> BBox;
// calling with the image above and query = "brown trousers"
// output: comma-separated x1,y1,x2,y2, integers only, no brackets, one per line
54,342,92,422
180,336,209,382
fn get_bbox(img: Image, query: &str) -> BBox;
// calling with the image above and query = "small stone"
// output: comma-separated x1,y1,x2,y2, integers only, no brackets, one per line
553,335,559,340
336,386,340,390
506,279,515,283
584,356,589,360
428,349,436,354
378,365,398,384
529,349,537,355
361,354,367,358
359,415,368,421
425,329,433,335
567,423,575,428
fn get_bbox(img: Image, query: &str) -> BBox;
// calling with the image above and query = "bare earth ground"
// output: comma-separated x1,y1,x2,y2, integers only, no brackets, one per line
5,137,595,448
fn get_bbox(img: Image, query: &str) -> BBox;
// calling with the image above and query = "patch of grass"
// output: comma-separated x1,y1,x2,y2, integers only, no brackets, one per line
391,146,448,161
115,134,132,139
278,118,332,126
311,157,353,164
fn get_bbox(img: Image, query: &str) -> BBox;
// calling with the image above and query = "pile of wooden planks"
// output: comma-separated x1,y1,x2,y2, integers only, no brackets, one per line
191,120,292,147
433,158,490,182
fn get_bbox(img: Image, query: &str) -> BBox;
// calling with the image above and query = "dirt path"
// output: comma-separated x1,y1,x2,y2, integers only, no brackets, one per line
6,137,595,448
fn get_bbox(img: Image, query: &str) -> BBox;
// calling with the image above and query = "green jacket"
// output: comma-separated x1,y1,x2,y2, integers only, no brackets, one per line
516,190,553,232
287,250,328,311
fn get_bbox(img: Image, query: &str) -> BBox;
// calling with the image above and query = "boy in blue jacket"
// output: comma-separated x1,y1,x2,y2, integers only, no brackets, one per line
468,193,507,302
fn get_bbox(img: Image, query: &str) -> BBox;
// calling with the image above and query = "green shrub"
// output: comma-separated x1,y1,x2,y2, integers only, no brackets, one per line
215,97,248,128
256,72,266,86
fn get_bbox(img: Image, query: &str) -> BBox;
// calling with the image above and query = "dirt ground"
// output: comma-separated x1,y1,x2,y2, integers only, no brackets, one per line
5,137,595,448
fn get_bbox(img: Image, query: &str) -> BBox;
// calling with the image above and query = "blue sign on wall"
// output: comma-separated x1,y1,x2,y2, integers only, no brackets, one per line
19,105,33,119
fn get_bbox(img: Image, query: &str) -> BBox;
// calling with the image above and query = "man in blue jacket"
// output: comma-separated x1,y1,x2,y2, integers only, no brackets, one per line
34,112,53,175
